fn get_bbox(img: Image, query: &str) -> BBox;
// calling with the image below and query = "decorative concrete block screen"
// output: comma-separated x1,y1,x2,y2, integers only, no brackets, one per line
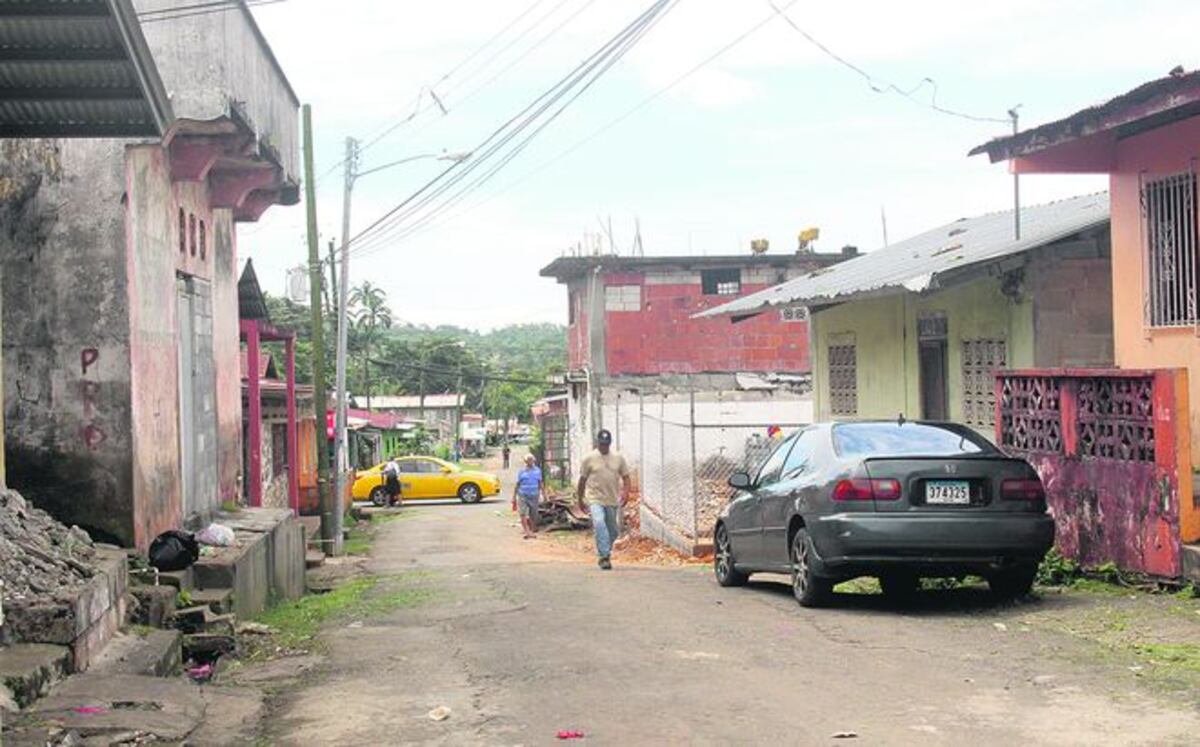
995,369,1194,577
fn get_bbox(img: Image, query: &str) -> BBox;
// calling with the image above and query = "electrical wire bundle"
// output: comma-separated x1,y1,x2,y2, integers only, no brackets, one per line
344,0,681,261
137,0,285,24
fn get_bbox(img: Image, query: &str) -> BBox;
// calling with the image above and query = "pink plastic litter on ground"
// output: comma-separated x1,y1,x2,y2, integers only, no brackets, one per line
556,731,585,740
73,707,106,715
186,664,214,681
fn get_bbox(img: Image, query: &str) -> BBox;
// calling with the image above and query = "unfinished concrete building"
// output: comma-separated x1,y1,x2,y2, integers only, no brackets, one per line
1,1,299,549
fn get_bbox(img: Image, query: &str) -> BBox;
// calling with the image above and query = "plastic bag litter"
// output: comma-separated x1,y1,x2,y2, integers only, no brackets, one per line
197,523,236,547
148,530,200,571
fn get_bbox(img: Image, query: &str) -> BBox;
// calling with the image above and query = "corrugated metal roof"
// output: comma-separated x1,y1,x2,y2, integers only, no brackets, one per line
696,193,1110,319
0,0,172,137
370,394,465,410
970,69,1200,163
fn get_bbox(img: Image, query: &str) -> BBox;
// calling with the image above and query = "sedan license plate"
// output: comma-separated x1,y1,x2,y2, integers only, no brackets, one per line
926,480,970,505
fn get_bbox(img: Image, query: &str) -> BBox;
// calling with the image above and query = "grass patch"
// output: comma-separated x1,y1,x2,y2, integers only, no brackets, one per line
343,526,373,556
835,577,881,595
1131,642,1200,673
254,574,435,651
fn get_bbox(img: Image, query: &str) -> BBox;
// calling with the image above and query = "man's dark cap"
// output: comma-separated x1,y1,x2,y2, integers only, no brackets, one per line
596,429,613,445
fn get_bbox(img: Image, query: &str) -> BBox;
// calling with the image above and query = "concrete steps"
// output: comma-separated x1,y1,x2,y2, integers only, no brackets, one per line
0,644,71,711
1183,543,1200,583
190,587,234,615
91,629,181,677
0,547,128,673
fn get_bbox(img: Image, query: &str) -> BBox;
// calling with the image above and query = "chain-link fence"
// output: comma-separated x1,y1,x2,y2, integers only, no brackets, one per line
602,387,810,555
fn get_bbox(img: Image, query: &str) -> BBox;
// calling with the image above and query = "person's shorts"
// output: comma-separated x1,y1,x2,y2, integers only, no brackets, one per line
518,498,538,518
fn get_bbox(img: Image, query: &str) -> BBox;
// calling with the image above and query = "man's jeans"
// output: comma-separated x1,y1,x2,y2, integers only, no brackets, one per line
589,503,620,559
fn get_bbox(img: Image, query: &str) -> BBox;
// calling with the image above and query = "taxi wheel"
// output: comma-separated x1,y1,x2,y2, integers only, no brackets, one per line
458,483,483,503
369,487,389,507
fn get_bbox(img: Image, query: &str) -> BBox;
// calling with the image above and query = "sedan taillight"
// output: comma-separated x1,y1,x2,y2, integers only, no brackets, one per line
1001,478,1046,501
833,478,902,502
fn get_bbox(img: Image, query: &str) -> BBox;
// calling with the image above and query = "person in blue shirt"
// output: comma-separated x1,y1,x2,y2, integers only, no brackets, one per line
511,454,545,539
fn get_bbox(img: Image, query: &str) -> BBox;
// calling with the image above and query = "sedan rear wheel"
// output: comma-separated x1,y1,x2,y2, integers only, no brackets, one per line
879,572,920,600
988,564,1037,600
713,524,747,587
458,483,483,504
369,487,389,508
790,528,832,608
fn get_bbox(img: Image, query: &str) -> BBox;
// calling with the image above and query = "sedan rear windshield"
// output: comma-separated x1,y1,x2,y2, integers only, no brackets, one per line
833,422,996,458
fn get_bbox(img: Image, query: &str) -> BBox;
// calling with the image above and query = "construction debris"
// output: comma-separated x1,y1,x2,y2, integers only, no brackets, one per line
0,489,98,606
536,496,591,531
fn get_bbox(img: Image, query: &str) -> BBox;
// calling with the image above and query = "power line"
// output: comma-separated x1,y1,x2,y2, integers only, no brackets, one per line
345,0,679,258
349,4,667,258
765,0,1009,124
371,358,557,388
138,0,285,23
322,0,568,184
357,0,803,248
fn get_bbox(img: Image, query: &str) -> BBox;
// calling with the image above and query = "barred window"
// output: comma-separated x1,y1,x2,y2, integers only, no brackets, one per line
828,343,857,416
701,268,741,296
1142,171,1199,327
962,339,1007,428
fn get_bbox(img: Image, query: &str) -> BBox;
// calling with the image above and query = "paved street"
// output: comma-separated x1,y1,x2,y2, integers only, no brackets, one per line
264,486,1200,745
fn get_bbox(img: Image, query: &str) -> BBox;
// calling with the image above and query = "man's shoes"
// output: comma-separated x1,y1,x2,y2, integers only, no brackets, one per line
598,557,612,570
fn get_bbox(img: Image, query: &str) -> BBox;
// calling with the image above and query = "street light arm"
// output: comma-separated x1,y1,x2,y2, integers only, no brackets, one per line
355,151,471,180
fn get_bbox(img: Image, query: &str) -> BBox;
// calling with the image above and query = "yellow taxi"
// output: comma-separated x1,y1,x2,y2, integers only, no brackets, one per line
352,456,501,506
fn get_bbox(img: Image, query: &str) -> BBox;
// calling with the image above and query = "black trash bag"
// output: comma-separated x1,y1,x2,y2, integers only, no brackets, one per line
148,529,200,572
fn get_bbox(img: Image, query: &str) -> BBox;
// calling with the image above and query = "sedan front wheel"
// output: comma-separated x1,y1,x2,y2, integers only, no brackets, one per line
458,483,483,504
790,528,832,608
713,524,747,587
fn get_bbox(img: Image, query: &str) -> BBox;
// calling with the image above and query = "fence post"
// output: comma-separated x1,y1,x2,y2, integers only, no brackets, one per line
638,389,645,493
614,390,621,451
690,383,699,542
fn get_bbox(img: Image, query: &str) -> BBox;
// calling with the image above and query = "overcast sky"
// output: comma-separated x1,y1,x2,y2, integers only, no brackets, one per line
241,0,1198,330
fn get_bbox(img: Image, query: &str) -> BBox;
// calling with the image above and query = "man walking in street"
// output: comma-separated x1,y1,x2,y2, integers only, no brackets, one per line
502,441,511,469
512,454,545,539
576,429,631,570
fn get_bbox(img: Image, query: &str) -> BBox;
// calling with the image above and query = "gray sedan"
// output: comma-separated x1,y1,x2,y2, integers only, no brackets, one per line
713,421,1055,607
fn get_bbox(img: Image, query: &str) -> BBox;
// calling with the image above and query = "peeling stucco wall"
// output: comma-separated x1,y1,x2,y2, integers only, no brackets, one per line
1,138,136,545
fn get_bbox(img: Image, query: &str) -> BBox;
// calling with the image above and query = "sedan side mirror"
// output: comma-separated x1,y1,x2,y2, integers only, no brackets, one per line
441,466,452,474
728,471,753,490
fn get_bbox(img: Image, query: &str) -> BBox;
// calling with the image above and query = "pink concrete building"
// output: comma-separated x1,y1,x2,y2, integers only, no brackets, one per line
1,4,298,549
972,70,1200,579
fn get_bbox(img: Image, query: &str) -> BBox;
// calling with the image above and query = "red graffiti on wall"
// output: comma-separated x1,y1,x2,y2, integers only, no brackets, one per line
81,348,99,375
80,347,106,450
82,424,107,449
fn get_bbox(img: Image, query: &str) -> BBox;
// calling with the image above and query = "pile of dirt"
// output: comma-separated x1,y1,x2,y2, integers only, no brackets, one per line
611,534,709,566
0,489,98,605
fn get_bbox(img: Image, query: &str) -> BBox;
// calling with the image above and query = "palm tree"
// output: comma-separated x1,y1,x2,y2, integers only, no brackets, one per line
348,282,393,409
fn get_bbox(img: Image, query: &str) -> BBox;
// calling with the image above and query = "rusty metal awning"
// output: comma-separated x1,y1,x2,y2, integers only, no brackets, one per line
0,0,172,137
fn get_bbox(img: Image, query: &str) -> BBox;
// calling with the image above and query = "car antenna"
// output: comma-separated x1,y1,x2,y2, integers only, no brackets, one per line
897,413,906,427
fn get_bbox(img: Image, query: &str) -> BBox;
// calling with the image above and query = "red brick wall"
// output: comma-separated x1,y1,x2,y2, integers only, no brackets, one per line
605,279,809,374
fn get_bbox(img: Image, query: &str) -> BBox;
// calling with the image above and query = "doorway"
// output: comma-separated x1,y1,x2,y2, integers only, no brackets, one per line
917,313,949,421
176,275,218,519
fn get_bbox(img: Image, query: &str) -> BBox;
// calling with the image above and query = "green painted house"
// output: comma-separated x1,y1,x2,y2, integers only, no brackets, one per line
699,194,1113,436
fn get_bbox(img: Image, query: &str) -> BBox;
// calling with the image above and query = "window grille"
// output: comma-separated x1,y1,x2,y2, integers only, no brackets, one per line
828,343,857,416
781,306,809,322
701,268,741,296
1142,171,1199,327
962,339,1006,428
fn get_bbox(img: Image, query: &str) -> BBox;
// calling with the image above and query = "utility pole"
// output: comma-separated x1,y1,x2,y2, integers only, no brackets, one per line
454,363,463,461
1009,106,1022,240
332,136,359,556
302,105,333,551
325,239,337,318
